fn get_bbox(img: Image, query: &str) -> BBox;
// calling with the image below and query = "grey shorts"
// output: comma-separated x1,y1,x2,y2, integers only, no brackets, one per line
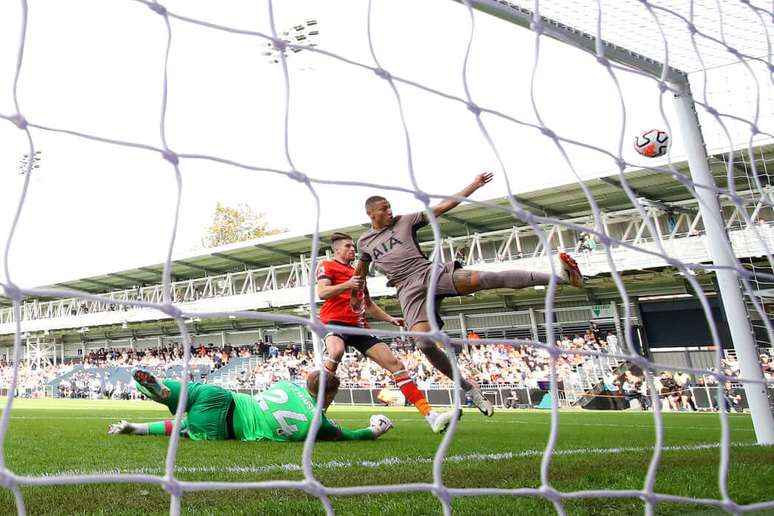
397,261,461,330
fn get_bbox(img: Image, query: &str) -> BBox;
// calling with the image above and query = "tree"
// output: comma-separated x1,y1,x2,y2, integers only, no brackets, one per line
201,203,286,248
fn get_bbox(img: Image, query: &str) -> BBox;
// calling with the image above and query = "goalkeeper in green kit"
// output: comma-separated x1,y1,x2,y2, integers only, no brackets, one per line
108,369,393,441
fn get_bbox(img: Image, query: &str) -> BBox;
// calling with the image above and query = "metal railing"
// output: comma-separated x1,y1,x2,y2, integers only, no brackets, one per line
1,189,771,328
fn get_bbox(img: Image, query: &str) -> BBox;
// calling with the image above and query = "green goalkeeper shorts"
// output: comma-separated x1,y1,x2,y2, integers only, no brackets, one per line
162,380,233,441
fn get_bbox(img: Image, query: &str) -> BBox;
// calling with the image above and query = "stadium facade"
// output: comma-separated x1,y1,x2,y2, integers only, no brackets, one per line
1,144,772,384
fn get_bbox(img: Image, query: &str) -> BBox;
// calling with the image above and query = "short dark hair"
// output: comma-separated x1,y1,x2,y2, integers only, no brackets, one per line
365,195,387,211
330,232,353,246
306,370,340,400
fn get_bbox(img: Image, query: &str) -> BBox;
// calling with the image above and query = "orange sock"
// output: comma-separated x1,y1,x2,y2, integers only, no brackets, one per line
393,369,431,416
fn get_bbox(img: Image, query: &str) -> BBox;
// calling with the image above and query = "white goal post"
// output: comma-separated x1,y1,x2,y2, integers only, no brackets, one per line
459,0,774,445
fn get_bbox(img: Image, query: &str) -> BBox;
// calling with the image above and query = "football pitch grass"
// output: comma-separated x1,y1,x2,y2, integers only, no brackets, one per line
0,399,772,515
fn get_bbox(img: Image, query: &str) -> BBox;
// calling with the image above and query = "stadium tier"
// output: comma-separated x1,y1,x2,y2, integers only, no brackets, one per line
1,149,772,410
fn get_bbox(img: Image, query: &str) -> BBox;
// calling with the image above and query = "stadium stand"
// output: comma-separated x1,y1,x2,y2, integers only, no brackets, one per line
4,327,769,413
0,158,772,413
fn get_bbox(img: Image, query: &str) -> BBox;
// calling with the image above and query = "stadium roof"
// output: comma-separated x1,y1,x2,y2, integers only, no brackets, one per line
2,143,772,308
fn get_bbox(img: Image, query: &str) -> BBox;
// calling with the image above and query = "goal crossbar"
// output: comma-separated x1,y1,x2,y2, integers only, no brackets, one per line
454,0,689,83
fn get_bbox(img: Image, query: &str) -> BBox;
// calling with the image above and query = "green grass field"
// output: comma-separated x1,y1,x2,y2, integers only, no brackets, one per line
0,399,772,515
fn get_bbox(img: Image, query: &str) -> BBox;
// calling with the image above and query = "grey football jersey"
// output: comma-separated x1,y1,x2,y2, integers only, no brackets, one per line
357,211,430,287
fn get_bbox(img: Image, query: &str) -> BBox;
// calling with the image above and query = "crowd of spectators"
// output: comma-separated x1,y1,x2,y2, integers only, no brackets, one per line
2,330,771,413
600,349,774,412
610,369,722,412
0,329,619,396
701,351,774,412
0,360,72,399
80,342,246,370
0,342,261,398
222,328,618,391
713,352,774,383
55,369,144,400
226,344,312,390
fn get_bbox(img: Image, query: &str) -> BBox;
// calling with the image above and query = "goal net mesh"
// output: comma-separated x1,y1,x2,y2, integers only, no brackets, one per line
1,0,773,514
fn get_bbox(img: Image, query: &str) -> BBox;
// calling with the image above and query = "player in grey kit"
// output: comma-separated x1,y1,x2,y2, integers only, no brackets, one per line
352,172,585,417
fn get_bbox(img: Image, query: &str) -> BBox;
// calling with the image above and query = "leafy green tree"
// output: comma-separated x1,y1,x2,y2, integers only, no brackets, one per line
202,203,285,248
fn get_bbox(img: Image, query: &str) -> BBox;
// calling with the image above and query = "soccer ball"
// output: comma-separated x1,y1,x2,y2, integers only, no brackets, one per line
634,129,670,157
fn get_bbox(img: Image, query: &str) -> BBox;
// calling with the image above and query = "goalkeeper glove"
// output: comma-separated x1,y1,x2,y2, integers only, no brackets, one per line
108,420,150,435
108,420,133,435
369,414,393,438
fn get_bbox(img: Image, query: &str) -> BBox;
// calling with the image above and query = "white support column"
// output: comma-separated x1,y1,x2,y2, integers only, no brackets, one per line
298,325,307,354
651,209,664,244
610,301,623,353
673,84,774,444
243,272,254,295
725,205,742,230
632,215,649,245
24,338,32,369
497,231,512,261
688,211,703,235
537,226,556,257
458,313,469,353
528,308,539,343
670,213,687,240
618,219,633,241
746,199,765,230
311,332,322,365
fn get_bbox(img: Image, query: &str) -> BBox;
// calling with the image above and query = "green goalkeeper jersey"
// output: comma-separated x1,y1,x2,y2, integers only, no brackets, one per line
231,381,374,442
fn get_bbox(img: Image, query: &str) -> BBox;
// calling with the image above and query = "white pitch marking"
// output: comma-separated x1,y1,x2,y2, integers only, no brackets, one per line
474,419,758,432
5,416,757,432
23,442,761,478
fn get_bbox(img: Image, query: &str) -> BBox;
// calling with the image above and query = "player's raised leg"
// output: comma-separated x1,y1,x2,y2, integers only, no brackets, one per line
451,252,584,295
132,368,170,402
411,321,494,417
365,342,458,433
110,368,184,436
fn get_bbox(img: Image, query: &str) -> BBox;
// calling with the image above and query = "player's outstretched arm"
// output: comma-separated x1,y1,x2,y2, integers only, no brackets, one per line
108,420,138,435
317,414,394,441
364,301,404,328
431,172,493,217
108,419,187,436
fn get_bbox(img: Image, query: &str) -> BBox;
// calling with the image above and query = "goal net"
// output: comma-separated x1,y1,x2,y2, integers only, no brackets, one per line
0,0,773,514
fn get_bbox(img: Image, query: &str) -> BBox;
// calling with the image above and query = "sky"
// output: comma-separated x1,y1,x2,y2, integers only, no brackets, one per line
0,0,771,290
